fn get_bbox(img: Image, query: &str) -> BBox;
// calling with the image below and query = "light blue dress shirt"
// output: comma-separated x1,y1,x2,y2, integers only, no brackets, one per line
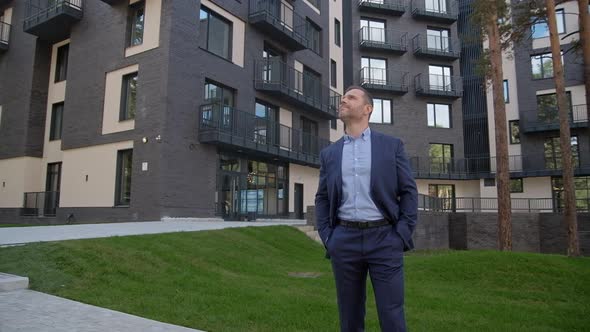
337,127,384,221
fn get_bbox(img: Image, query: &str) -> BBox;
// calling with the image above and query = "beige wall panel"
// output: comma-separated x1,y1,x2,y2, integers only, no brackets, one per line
532,1,579,49
126,0,162,57
60,141,134,207
102,64,139,135
201,0,245,67
0,158,42,207
289,164,319,213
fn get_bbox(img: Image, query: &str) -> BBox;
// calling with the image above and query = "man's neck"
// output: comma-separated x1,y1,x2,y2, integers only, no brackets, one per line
344,123,369,139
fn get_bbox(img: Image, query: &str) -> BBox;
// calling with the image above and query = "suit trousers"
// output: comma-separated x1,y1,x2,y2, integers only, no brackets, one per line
327,224,406,332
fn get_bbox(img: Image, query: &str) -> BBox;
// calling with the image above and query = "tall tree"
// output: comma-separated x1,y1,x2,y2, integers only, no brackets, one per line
578,0,590,115
546,0,580,256
471,0,512,250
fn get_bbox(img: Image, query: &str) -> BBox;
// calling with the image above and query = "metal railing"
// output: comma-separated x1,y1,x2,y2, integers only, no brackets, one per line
360,67,408,91
21,191,60,217
25,0,83,26
254,58,332,114
249,0,307,42
410,152,590,177
412,34,459,57
358,0,406,12
330,90,341,114
414,73,463,95
0,21,10,45
521,104,589,132
199,103,330,159
417,194,590,213
359,27,407,51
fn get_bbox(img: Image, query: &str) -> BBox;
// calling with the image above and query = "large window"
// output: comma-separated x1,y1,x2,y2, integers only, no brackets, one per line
532,9,565,39
544,136,579,170
537,92,572,122
426,27,450,51
203,80,235,128
306,19,321,55
428,65,453,91
115,149,133,206
55,44,69,82
334,18,341,47
428,184,455,211
49,103,64,141
120,72,138,121
509,120,520,144
425,0,448,14
254,101,279,145
429,143,453,173
361,57,387,85
370,98,392,124
427,103,451,128
200,6,232,60
552,176,590,212
531,52,563,79
360,18,385,43
301,116,319,155
128,1,145,46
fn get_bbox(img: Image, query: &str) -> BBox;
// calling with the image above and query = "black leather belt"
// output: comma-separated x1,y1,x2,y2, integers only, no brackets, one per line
338,219,390,229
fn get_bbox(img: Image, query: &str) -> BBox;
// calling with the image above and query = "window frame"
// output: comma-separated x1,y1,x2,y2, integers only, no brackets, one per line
510,178,524,193
120,72,138,121
503,79,509,103
115,149,133,207
509,120,520,144
306,19,321,55
128,0,145,47
330,59,337,88
200,6,233,61
427,103,452,129
334,18,341,47
49,102,64,141
369,98,392,124
531,9,566,39
55,44,69,83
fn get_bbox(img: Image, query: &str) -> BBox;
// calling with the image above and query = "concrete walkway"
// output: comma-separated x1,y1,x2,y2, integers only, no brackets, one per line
0,289,204,332
0,219,305,246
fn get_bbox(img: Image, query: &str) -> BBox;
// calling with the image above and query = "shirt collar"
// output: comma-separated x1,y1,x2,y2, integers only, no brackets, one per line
344,127,371,143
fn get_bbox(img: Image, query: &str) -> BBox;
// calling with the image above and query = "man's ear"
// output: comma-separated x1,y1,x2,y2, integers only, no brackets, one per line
364,104,373,116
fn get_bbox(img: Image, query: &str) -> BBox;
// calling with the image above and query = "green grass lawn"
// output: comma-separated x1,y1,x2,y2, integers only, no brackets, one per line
0,226,588,332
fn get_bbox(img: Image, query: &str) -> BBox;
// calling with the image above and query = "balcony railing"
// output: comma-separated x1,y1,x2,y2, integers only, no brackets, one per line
23,0,83,42
417,194,590,213
412,34,459,59
198,104,330,167
521,104,589,133
21,191,60,217
359,27,407,54
358,0,406,16
359,67,408,94
249,0,308,51
411,0,457,23
254,58,336,118
330,90,341,114
410,153,590,179
414,73,462,98
0,21,10,52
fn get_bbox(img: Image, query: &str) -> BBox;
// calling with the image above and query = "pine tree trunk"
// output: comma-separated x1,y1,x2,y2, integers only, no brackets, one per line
486,7,512,251
578,0,590,117
546,0,580,257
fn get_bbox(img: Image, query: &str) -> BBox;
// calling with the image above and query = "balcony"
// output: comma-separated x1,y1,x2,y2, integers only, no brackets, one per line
521,105,589,133
358,0,406,16
359,67,408,94
414,73,462,98
330,89,341,115
411,0,457,23
21,191,60,217
248,0,308,52
198,104,330,167
0,21,10,52
359,27,407,54
408,152,590,179
412,34,459,60
254,58,337,119
23,0,83,43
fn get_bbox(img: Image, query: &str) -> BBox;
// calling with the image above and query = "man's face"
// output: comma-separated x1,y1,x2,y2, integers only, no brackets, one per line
339,89,371,122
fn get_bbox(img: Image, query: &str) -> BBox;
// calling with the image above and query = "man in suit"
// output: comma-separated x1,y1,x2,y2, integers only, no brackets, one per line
315,86,418,332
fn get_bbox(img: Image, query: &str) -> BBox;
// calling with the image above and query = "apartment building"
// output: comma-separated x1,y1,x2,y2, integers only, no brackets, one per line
481,0,589,211
0,0,342,223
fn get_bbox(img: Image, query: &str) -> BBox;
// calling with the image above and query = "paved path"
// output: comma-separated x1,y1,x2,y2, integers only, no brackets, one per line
0,289,204,332
0,219,306,246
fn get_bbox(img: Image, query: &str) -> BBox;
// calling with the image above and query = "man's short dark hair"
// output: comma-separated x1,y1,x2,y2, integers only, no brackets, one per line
345,85,373,107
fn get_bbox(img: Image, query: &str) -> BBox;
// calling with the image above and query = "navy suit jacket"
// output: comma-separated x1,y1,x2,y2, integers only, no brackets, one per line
315,130,418,252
